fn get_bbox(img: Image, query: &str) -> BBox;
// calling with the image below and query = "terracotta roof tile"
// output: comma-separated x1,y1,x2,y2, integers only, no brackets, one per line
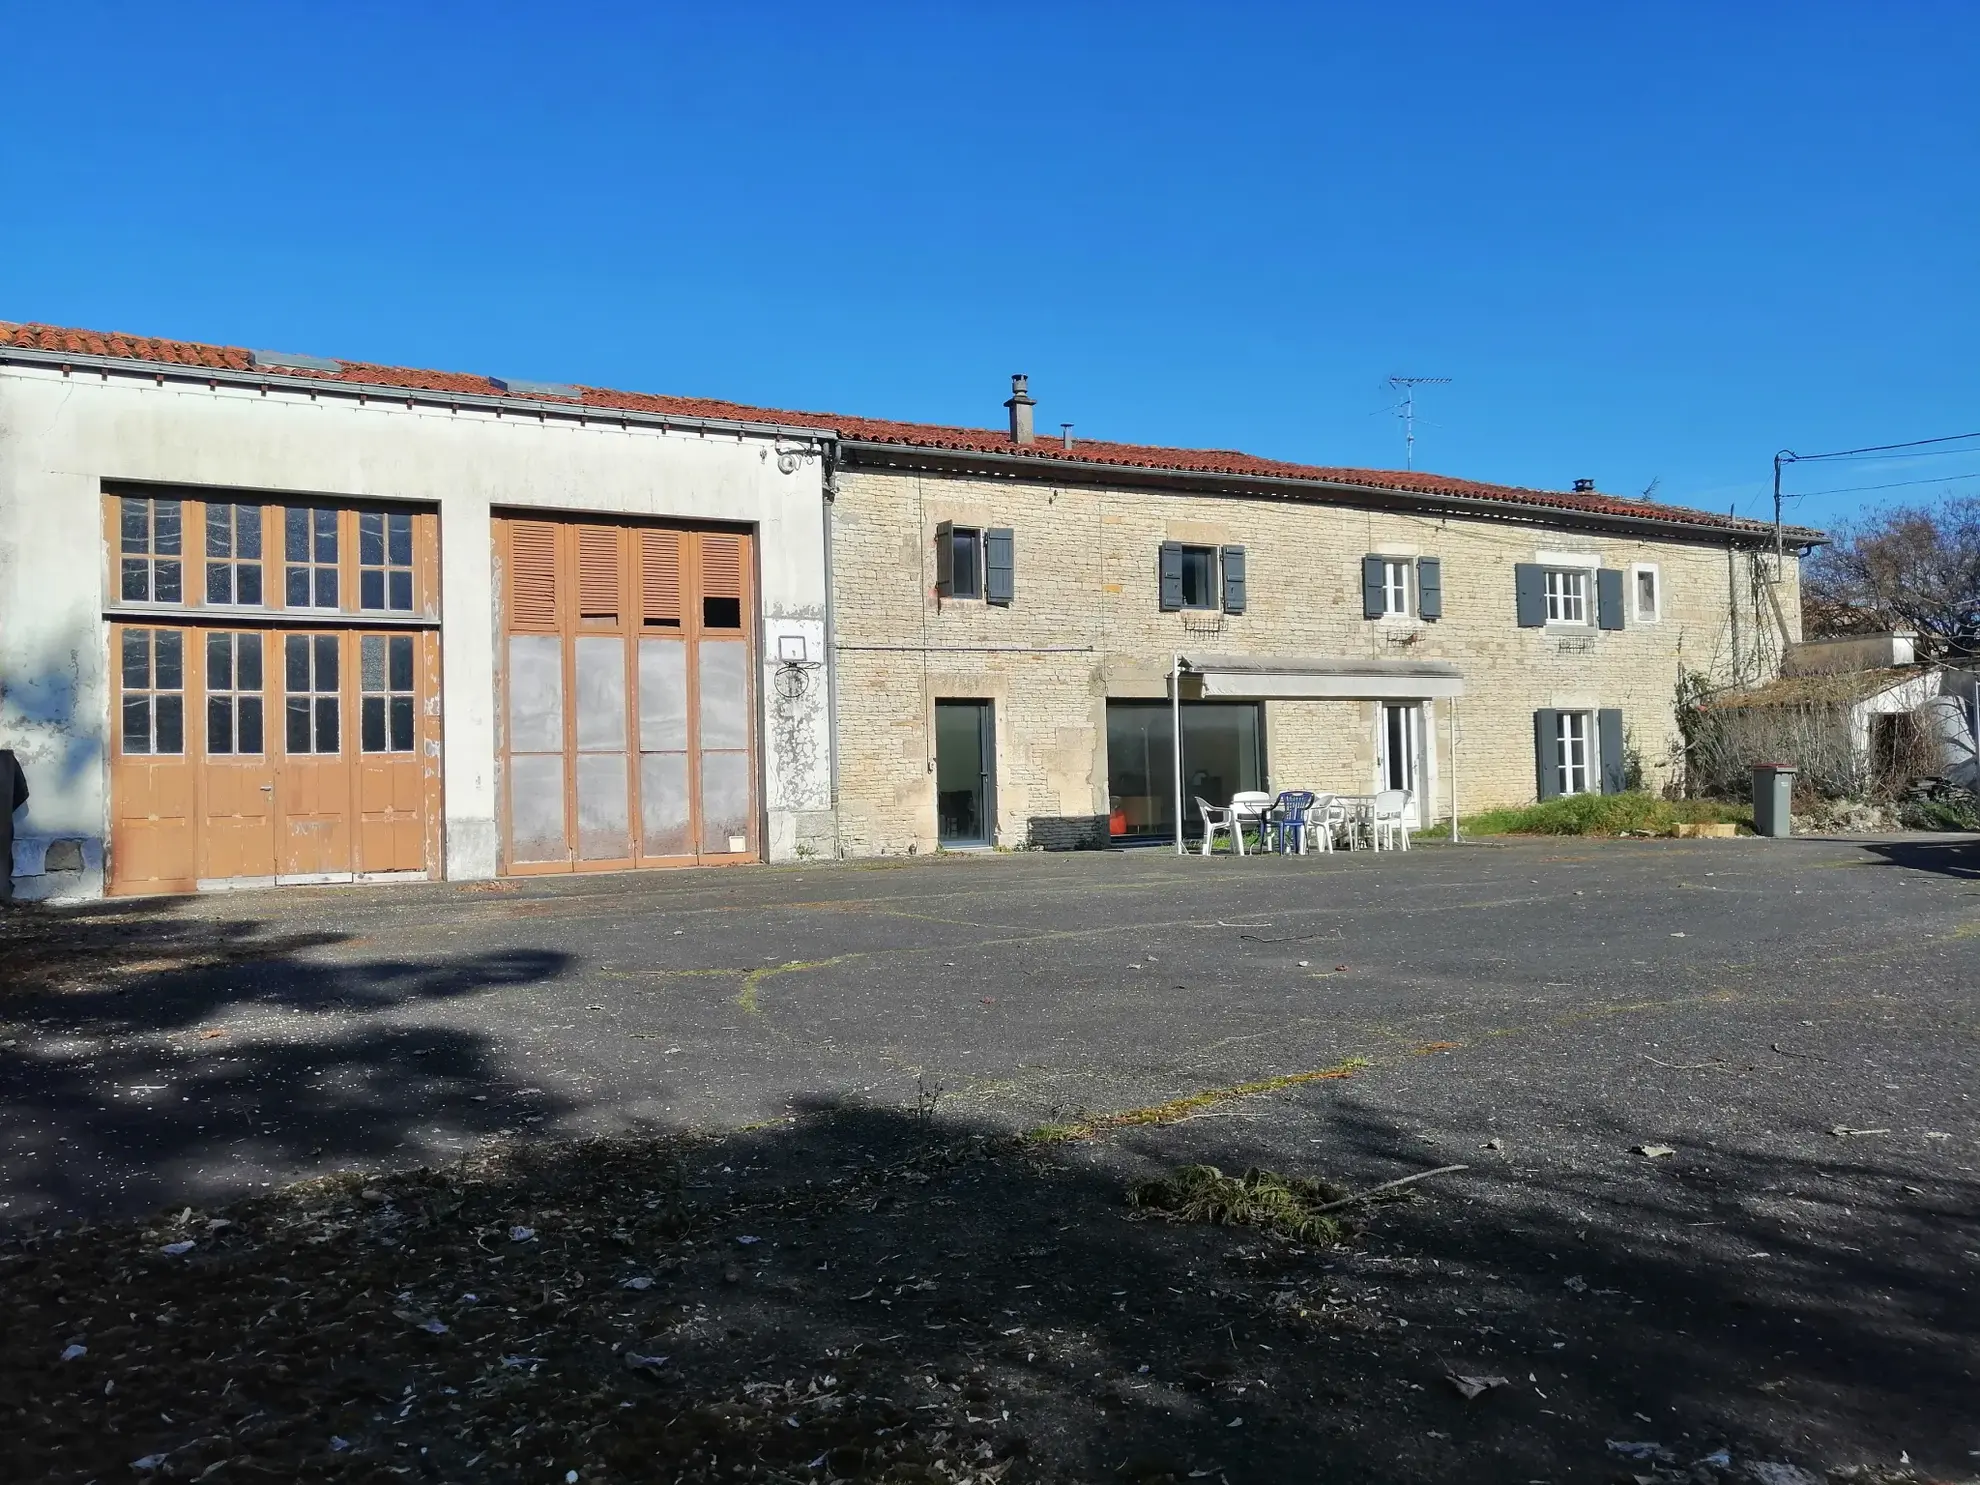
0,320,1815,541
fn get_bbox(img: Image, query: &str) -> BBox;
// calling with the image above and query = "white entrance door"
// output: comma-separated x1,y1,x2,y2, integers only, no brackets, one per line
1376,702,1424,826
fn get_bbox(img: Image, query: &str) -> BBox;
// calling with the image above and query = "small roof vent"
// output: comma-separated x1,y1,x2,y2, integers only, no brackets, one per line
490,375,582,399
1571,477,1596,493
249,349,342,373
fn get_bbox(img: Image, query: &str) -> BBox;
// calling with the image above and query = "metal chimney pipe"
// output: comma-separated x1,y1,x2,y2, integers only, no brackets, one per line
1060,423,1074,450
1005,374,1036,445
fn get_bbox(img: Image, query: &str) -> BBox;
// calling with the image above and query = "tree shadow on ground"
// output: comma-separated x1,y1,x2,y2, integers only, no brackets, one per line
1858,837,1980,880
1,893,349,994
4,1090,1968,1484
0,924,574,1228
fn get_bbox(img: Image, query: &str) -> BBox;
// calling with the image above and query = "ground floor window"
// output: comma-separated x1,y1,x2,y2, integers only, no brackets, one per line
1106,700,1264,839
1555,710,1592,796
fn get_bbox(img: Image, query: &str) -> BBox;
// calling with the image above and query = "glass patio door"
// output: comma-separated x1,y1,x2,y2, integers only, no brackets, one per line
935,700,995,846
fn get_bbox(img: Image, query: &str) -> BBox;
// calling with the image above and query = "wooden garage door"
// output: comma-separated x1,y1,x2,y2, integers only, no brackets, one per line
103,486,444,896
108,624,442,894
496,517,757,874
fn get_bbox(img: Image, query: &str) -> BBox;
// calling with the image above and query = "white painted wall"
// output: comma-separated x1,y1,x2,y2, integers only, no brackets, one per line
0,363,834,899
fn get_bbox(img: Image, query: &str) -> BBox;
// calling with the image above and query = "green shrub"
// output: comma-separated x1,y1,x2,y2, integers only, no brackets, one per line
1128,1164,1353,1242
1462,791,1751,837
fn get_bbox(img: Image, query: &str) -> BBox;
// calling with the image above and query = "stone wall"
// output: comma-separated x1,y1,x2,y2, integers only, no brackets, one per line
828,466,1800,854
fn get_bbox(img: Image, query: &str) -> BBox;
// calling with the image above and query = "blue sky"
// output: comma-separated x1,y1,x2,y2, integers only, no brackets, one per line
4,2,1975,532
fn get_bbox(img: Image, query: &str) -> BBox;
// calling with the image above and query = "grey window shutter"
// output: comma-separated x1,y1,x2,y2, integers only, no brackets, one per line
1159,542,1184,611
1416,557,1442,620
934,521,955,598
1596,568,1625,630
985,528,1014,606
1221,545,1247,614
1514,563,1546,627
1534,709,1561,800
1598,708,1626,793
1362,555,1386,619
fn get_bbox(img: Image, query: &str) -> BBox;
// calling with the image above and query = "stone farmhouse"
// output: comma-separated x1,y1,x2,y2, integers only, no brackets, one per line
0,324,1819,898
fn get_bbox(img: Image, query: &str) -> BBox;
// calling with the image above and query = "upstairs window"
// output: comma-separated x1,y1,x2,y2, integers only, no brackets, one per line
1381,559,1411,615
286,507,340,609
1160,543,1245,613
1633,564,1661,623
1544,568,1589,625
936,523,983,600
1178,545,1217,608
1363,554,1441,620
358,510,415,611
204,503,263,606
119,497,183,603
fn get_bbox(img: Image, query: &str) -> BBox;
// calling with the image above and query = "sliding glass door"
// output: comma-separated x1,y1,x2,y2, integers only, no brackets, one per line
1105,700,1264,840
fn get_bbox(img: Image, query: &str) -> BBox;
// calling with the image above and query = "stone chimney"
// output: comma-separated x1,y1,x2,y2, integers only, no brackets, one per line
1005,373,1036,445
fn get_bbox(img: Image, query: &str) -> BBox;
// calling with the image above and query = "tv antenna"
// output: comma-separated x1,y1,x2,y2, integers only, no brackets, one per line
1386,376,1450,469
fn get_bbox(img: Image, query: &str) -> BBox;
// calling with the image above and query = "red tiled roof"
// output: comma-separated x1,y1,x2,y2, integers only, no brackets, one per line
0,320,1812,540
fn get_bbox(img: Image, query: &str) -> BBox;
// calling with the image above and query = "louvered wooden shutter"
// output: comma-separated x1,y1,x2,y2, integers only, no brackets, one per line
508,521,560,630
1596,568,1625,631
577,526,621,620
984,528,1014,606
1362,555,1387,618
1534,709,1561,800
1220,545,1246,614
1416,557,1443,620
1514,564,1547,628
700,534,743,599
1158,542,1184,611
639,529,681,627
934,522,956,598
1598,708,1626,793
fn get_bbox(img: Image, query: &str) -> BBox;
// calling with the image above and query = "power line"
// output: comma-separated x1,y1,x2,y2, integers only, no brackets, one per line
1773,431,1980,559
1788,431,1980,462
1782,470,1980,500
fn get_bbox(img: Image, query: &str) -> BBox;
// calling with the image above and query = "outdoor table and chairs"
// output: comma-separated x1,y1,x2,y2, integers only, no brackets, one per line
1196,788,1414,855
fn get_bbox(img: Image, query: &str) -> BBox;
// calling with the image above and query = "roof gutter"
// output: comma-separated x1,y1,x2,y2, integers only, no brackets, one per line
0,344,840,449
840,439,1825,550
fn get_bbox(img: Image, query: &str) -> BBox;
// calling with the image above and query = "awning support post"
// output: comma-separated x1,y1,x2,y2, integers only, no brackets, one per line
1448,698,1460,843
1172,652,1184,855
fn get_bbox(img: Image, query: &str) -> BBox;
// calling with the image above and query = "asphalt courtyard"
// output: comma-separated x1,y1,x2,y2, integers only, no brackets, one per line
4,835,1979,1479
5,835,1980,1229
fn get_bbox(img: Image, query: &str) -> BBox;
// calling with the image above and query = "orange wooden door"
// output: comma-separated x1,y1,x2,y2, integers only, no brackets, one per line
354,631,432,874
498,518,757,874
109,625,198,894
276,631,355,879
195,630,277,883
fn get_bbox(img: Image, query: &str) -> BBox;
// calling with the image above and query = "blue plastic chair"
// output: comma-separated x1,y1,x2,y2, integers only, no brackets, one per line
1267,791,1317,854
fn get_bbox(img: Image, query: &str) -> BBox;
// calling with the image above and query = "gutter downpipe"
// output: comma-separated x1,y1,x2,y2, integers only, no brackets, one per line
821,442,843,857
1172,653,1185,856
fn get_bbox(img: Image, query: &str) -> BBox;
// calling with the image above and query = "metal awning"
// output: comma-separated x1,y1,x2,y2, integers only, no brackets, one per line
1167,653,1464,851
1177,653,1465,700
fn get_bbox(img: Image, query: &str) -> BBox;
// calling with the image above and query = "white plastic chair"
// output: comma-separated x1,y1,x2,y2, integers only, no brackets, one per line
1229,791,1273,854
1196,796,1238,856
1370,789,1412,851
1306,793,1338,853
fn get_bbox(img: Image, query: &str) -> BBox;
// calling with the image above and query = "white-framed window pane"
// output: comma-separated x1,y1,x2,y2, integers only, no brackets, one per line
1635,568,1658,620
1382,560,1410,615
1556,712,1591,795
1545,569,1587,624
